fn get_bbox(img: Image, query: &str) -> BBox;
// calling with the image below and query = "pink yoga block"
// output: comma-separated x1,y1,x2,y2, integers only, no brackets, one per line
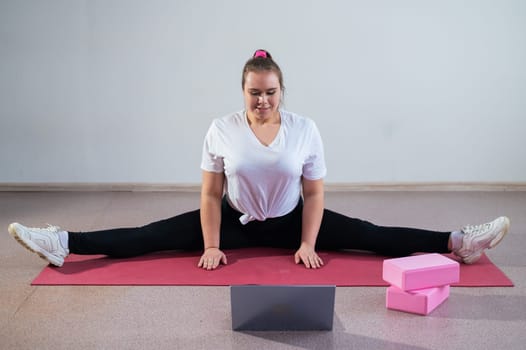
383,253,459,291
386,285,450,315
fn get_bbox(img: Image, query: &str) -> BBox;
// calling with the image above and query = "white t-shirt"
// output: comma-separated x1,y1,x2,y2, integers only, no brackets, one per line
201,109,327,224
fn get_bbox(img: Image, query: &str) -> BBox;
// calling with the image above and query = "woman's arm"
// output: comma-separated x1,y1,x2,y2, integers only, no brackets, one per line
198,170,226,270
295,177,325,268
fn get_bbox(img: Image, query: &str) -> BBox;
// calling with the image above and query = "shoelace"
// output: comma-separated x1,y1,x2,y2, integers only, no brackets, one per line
462,222,491,235
28,224,61,233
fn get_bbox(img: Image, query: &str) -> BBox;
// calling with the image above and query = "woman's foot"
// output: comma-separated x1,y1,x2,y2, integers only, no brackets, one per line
454,216,510,264
8,222,69,267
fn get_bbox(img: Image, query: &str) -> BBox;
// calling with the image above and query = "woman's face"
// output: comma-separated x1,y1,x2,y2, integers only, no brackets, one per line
243,70,281,122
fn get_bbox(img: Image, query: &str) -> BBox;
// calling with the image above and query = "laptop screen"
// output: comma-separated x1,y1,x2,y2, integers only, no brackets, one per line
231,285,336,331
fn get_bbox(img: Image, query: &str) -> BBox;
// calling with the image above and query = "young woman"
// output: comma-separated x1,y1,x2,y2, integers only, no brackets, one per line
9,50,510,270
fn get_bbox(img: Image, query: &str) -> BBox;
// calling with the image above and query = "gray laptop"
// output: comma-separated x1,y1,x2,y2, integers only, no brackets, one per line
230,285,335,331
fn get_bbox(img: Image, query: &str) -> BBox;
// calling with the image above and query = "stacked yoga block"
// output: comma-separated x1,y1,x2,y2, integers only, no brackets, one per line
382,253,460,315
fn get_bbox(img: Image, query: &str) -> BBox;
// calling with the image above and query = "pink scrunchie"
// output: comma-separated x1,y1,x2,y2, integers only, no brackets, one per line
254,50,267,58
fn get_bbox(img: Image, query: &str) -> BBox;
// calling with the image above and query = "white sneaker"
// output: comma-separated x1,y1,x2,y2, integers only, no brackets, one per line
454,216,510,264
8,222,69,267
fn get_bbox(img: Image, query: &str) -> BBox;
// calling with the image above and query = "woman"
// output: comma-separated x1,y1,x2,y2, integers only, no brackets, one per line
9,50,510,270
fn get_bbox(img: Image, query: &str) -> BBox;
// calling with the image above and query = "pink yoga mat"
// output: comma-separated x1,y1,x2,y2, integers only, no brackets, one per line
31,248,514,287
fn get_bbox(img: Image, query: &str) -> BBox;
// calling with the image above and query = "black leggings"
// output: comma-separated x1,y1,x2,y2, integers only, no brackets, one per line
69,198,451,257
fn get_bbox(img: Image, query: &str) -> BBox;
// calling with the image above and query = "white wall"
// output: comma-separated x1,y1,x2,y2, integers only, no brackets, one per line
1,0,525,184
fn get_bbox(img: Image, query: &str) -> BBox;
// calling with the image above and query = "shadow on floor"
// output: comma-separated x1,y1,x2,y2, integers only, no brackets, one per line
432,293,526,321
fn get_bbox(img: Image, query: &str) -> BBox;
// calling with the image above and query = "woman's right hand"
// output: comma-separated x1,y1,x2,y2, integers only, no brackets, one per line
198,247,227,270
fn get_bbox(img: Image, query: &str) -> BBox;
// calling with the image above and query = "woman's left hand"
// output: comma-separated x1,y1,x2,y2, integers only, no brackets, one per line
294,242,324,269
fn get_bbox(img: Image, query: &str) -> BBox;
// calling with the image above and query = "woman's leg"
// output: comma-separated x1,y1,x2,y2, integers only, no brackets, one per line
8,198,257,267
68,209,204,257
68,198,258,257
233,201,450,256
316,209,451,257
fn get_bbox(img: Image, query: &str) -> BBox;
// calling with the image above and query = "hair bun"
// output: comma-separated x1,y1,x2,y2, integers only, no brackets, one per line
253,49,270,59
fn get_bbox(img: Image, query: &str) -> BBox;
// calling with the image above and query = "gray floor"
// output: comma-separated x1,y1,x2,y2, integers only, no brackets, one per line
1,191,525,350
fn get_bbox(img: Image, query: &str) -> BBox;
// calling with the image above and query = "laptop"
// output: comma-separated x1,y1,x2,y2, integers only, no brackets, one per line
230,285,336,331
